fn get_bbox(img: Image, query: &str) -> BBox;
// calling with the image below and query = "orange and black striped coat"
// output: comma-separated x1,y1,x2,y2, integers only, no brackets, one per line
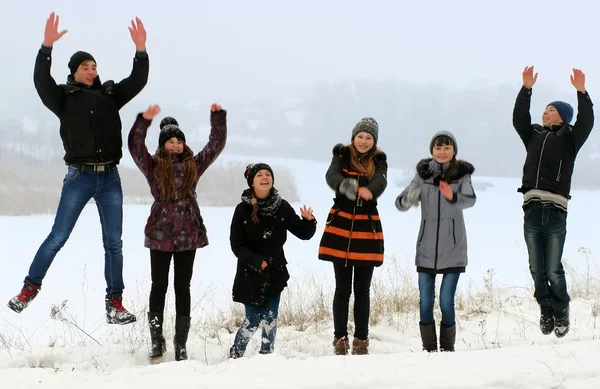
318,144,388,267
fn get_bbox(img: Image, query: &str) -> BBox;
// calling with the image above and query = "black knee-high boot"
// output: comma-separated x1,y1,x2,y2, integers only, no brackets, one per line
148,312,166,359
174,316,191,361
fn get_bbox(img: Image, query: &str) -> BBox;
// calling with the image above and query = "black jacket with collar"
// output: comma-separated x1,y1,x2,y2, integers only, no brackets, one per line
33,45,149,165
325,143,388,207
512,86,594,199
230,199,317,308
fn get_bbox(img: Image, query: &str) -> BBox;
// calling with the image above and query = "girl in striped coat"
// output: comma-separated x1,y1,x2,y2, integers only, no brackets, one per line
318,117,388,355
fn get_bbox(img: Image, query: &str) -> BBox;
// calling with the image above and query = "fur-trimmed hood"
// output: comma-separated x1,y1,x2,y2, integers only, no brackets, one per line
332,143,387,163
416,158,475,183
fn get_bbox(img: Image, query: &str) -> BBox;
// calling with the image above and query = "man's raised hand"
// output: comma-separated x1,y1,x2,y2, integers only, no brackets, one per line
522,66,538,89
128,17,147,51
570,68,586,93
43,12,68,47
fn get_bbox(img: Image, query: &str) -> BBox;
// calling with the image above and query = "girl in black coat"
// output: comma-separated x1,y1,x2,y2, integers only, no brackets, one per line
229,163,317,358
318,118,387,356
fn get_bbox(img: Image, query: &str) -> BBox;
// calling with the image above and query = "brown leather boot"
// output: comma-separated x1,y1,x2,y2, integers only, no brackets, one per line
351,337,369,355
332,336,349,355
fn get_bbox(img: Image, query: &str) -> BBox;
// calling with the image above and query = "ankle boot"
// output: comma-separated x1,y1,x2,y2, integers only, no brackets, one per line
148,312,166,359
332,336,349,355
539,298,555,335
173,316,191,361
554,306,570,338
351,337,369,355
229,346,245,359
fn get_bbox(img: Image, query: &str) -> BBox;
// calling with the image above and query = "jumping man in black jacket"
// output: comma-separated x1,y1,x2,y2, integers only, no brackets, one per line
513,66,594,338
7,12,149,324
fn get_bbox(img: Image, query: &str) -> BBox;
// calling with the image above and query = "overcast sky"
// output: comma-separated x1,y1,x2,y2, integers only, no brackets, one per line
2,0,599,108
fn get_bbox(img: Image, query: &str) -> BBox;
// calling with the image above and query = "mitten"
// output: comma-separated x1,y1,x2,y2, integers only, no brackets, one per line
401,187,421,208
339,178,358,201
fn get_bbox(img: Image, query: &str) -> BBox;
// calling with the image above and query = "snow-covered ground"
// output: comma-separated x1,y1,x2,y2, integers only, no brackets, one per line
1,155,599,388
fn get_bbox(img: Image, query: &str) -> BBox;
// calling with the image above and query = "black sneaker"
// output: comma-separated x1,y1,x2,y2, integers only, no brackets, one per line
554,307,570,338
7,281,40,313
539,305,555,335
105,294,137,325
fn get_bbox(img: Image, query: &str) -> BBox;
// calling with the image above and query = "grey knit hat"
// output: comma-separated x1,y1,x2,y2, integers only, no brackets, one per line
351,117,379,144
430,130,458,155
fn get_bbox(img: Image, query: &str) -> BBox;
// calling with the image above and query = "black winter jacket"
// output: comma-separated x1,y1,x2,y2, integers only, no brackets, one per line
34,45,149,165
325,143,388,207
513,86,594,199
230,199,317,308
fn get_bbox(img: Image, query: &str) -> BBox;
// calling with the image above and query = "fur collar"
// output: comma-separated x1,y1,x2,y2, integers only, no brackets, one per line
416,158,475,182
332,143,387,163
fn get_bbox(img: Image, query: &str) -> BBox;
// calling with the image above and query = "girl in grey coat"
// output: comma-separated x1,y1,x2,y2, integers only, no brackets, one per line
396,131,476,352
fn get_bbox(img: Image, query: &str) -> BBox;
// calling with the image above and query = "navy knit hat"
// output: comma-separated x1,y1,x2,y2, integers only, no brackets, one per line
68,51,96,75
351,117,379,144
430,130,458,155
158,117,186,148
547,101,574,124
244,163,274,187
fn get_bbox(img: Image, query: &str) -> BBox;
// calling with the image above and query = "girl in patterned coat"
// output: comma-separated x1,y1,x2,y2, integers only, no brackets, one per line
128,103,227,361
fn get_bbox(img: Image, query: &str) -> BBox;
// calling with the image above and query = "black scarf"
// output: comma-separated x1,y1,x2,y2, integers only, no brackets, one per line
241,188,282,217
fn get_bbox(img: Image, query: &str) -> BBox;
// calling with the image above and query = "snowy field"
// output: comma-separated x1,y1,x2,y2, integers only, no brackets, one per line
1,155,599,388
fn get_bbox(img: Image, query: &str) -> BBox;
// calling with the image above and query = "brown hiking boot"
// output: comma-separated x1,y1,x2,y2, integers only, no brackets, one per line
351,337,369,355
333,336,349,355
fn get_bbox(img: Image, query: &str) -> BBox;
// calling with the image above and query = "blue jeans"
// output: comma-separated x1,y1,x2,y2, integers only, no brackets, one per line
523,202,569,311
233,294,281,354
418,272,460,327
26,166,125,297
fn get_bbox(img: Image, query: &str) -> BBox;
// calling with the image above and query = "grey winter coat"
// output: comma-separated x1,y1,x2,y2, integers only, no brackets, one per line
396,158,476,273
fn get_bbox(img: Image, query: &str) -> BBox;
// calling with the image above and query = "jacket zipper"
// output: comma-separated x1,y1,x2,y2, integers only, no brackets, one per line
344,198,358,267
556,159,562,182
434,189,441,270
535,132,550,188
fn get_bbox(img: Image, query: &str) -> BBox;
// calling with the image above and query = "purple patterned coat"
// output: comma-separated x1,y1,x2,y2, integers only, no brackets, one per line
128,111,227,252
